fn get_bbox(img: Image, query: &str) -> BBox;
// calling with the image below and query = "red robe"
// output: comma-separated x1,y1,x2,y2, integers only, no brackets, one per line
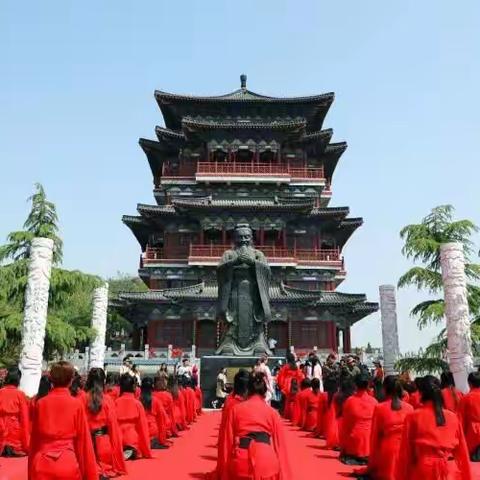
223,395,292,480
324,397,340,449
314,392,328,437
409,390,422,409
83,393,126,477
340,390,378,458
0,385,30,454
278,367,304,397
105,386,120,401
29,387,97,480
173,391,188,430
115,393,152,459
396,402,472,480
363,400,413,479
153,390,178,436
458,387,480,455
145,396,168,445
292,389,309,426
184,388,197,424
194,386,203,415
300,390,321,431
441,387,463,413
217,394,245,479
283,391,296,421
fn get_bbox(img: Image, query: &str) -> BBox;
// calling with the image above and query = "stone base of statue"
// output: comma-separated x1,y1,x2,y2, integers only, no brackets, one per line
200,355,282,408
215,330,272,356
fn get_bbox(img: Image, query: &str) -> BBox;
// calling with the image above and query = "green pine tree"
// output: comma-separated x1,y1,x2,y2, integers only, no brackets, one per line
396,205,480,373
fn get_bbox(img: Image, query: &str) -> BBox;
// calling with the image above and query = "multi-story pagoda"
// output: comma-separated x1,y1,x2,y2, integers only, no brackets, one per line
118,75,378,357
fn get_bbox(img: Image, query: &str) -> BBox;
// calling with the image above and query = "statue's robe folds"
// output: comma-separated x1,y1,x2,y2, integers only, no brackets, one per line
217,247,271,353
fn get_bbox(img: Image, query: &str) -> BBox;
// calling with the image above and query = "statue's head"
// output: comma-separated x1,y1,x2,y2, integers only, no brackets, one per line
234,224,253,247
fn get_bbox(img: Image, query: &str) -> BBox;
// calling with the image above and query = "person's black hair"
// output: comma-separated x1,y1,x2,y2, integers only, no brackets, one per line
5,366,21,386
402,381,416,394
468,371,480,389
106,372,119,387
414,376,424,391
37,374,52,399
290,378,299,395
248,372,267,397
168,375,179,400
119,373,135,394
384,375,403,411
440,371,459,409
311,378,321,393
355,373,370,390
69,372,83,397
420,375,445,426
85,368,105,414
155,375,167,391
233,369,250,397
140,377,154,411
300,378,311,390
324,378,338,407
336,379,355,416
286,352,297,370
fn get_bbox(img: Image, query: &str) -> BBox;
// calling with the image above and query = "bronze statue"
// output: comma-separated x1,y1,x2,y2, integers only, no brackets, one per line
216,224,272,356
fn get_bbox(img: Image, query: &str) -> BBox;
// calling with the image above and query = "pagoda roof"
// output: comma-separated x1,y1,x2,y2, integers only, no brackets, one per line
154,75,334,132
118,281,365,304
116,282,378,324
323,142,348,180
182,116,307,131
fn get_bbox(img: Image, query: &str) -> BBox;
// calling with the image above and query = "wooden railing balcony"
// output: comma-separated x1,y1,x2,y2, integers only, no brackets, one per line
188,244,343,267
195,162,324,180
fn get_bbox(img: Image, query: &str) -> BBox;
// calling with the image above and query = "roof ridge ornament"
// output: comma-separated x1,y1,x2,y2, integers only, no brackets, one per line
240,74,247,90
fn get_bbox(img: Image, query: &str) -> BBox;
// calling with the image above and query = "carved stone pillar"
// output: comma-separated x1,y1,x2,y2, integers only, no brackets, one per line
89,283,109,369
19,238,54,397
440,243,474,392
379,285,400,375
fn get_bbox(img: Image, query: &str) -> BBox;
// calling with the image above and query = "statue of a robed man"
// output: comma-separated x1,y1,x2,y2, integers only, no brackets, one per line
216,224,272,356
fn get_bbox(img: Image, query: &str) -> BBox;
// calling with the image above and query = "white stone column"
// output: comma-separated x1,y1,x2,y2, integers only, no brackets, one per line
379,285,400,375
440,243,474,393
19,237,54,397
89,283,109,369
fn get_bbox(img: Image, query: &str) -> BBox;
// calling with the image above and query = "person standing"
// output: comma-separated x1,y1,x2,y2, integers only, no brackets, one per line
83,367,126,477
177,358,192,379
223,372,292,480
458,371,480,461
29,361,97,480
0,366,30,457
396,375,472,480
215,368,228,409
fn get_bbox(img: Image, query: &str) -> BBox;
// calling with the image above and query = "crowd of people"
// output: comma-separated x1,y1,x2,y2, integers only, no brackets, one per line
0,361,202,479
275,351,479,479
1,351,480,479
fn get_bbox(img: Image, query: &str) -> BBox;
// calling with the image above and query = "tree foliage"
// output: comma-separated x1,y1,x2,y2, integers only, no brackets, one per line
397,205,480,373
106,273,148,348
0,183,63,265
0,184,101,366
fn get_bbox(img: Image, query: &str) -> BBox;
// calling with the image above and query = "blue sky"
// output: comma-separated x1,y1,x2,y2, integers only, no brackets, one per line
2,0,479,352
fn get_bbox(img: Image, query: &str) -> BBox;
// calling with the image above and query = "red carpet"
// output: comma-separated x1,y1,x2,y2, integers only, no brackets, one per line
2,411,480,479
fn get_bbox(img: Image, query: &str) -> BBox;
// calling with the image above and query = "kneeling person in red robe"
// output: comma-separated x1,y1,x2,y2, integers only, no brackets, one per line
140,377,169,449
340,373,377,465
0,366,30,457
84,368,126,478
458,371,480,461
115,374,152,460
29,361,97,480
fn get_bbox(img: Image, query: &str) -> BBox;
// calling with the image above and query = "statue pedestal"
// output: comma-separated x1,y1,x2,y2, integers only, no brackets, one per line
200,355,283,408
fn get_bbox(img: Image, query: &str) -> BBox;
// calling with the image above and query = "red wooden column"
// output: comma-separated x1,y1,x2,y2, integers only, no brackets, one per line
344,327,352,353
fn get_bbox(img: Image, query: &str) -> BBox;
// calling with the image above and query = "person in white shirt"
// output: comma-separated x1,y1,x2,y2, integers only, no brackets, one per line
254,356,274,403
177,358,192,378
305,352,323,391
268,337,277,355
215,367,228,408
